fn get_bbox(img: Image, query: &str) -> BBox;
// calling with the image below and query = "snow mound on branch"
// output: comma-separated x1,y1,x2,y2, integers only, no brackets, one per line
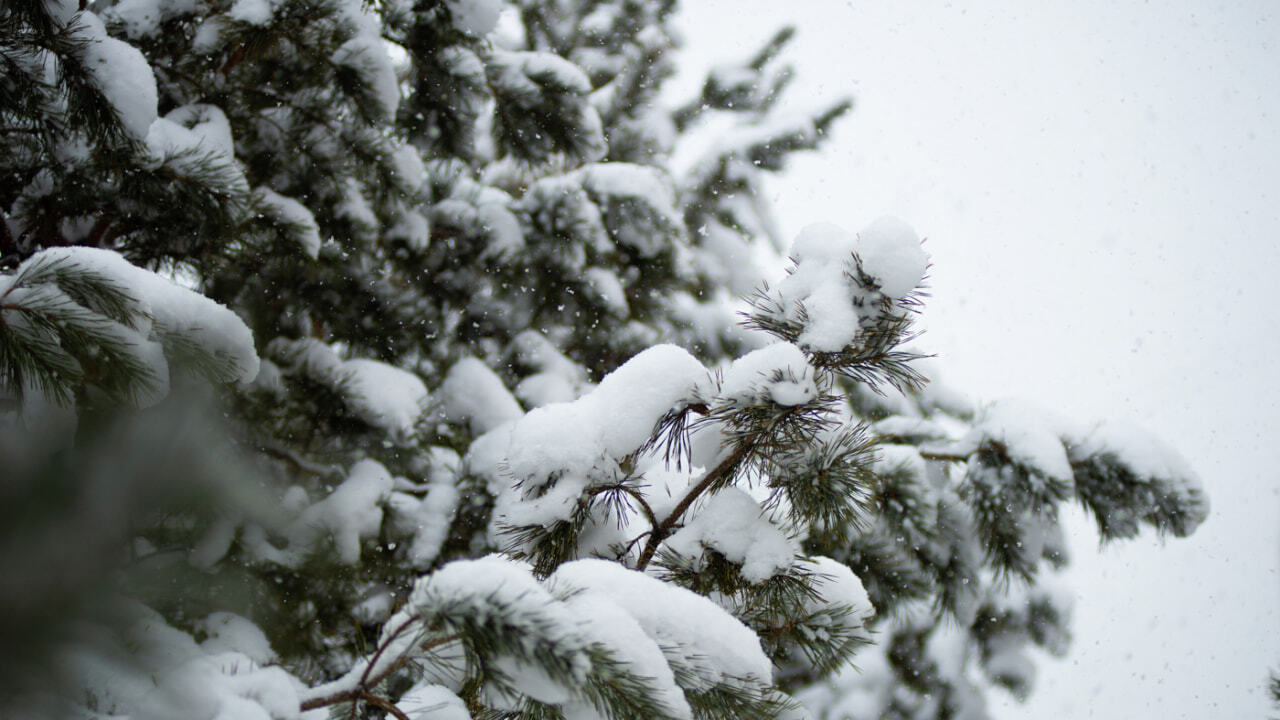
269,338,427,438
502,344,708,484
556,591,693,720
511,330,588,408
1066,420,1209,529
855,216,930,300
482,345,707,534
160,104,236,157
228,0,284,24
284,459,393,565
410,555,550,617
779,218,929,352
579,163,683,257
105,0,203,39
1066,420,1198,484
798,556,876,630
718,341,816,407
666,488,800,582
29,247,259,387
440,357,523,435
53,602,302,720
73,12,158,140
446,0,502,36
874,443,929,481
970,400,1072,483
387,448,462,569
196,611,277,665
253,187,322,259
551,559,773,689
399,684,471,720
342,359,428,437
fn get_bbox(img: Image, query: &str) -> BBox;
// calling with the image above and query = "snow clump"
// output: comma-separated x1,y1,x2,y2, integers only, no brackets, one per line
776,218,929,353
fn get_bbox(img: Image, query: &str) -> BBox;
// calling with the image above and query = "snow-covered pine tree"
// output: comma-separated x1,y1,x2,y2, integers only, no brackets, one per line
0,1,1209,719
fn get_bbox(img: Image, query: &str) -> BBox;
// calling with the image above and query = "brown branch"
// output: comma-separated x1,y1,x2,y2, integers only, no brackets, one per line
918,449,970,463
634,440,754,571
300,632,460,712
85,215,114,248
360,692,412,720
259,443,342,478
617,485,658,530
358,614,419,692
221,45,248,75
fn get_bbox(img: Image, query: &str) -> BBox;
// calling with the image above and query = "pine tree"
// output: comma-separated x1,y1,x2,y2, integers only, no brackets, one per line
0,2,1208,719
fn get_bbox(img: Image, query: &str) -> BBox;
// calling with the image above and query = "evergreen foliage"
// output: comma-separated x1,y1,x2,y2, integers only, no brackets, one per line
1,1,1208,719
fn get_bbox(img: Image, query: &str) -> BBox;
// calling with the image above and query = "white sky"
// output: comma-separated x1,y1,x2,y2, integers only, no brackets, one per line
674,1,1280,718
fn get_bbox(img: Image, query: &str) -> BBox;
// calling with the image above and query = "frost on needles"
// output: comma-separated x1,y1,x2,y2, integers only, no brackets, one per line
0,2,1206,720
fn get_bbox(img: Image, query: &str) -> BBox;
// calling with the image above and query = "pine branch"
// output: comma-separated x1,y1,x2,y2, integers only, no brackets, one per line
635,439,754,571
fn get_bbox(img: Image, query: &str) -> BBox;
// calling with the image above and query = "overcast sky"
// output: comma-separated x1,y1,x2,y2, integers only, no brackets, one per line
675,2,1280,717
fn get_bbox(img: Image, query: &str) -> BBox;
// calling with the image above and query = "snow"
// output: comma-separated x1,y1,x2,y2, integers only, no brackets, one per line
854,216,930,300
197,612,277,665
440,357,523,435
556,590,694,719
398,684,471,720
50,601,303,720
228,0,283,25
390,142,427,192
550,559,773,689
342,359,429,438
493,51,593,95
580,163,684,257
254,188,322,259
105,0,202,39
3,281,170,405
432,176,523,259
191,15,225,53
18,247,260,389
774,218,930,352
583,267,629,317
410,555,552,622
286,459,394,565
500,344,707,486
408,556,597,692
389,208,431,250
718,341,816,407
871,415,950,442
162,104,236,157
969,400,1073,483
189,513,240,569
73,12,158,140
1066,420,1199,486
874,443,928,482
778,223,863,353
698,222,765,297
336,179,378,232
488,51,606,161
268,338,427,438
475,202,523,256
332,36,400,120
388,448,462,568
446,0,503,36
1065,420,1209,531
666,488,799,582
492,654,573,705
493,471,590,531
511,330,588,408
796,557,876,629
